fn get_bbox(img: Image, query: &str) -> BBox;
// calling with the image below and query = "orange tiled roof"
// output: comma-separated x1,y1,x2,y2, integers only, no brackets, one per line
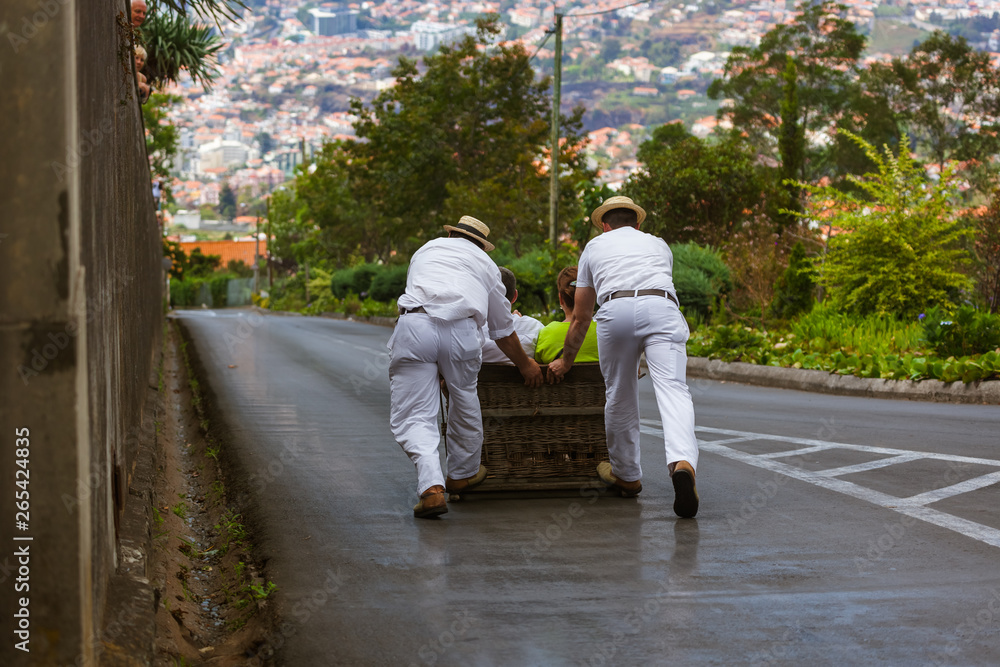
179,240,268,267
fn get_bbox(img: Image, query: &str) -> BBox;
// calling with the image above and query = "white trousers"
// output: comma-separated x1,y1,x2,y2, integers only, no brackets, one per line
388,314,484,495
595,296,699,482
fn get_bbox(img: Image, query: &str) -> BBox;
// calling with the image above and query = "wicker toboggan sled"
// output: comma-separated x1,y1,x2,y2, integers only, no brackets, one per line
443,363,610,493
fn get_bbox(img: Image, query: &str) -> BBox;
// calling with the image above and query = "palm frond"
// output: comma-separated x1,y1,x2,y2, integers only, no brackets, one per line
143,11,225,90
151,0,246,25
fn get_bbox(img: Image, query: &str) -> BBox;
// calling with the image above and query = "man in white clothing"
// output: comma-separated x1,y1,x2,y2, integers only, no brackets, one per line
547,196,700,518
481,267,544,364
390,217,543,518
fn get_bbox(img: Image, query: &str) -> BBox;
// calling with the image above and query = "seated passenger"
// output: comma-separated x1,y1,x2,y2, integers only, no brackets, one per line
535,266,599,364
481,267,544,364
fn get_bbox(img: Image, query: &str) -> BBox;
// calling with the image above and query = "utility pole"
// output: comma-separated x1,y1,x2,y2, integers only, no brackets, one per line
548,12,563,257
254,213,260,296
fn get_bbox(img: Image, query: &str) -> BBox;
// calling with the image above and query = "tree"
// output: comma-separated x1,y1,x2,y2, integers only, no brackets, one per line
971,190,1000,313
622,132,775,247
829,59,912,177
601,38,622,63
636,122,692,163
343,15,591,257
769,241,816,319
142,93,181,185
186,248,222,277
803,131,973,317
256,132,275,154
896,32,1000,186
152,0,245,24
219,183,237,220
707,1,866,178
778,59,805,227
142,10,224,89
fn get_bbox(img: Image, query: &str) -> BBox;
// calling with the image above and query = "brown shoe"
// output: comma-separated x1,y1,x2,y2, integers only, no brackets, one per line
596,461,642,497
670,461,699,518
445,465,488,494
413,485,447,519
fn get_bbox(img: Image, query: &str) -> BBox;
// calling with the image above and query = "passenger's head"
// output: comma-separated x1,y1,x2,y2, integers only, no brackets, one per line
131,0,148,27
499,266,517,306
556,266,578,314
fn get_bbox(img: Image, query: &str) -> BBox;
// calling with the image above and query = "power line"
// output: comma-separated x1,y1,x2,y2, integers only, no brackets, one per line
565,0,655,18
526,30,554,65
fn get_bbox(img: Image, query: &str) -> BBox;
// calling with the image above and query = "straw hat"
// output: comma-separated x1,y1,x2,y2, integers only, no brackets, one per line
443,215,495,251
590,195,646,229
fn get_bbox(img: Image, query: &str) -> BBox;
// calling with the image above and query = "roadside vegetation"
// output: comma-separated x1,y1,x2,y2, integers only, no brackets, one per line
174,6,1000,385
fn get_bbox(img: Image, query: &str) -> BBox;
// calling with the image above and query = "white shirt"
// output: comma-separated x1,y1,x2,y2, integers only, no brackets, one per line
576,226,677,305
481,313,544,364
397,237,516,340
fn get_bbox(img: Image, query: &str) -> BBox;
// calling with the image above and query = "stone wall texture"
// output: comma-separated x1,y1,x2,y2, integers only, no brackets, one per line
0,0,161,663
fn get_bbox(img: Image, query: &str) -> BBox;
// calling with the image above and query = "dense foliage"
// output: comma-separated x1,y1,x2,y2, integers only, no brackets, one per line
142,7,225,89
621,130,773,246
803,132,972,317
268,17,592,269
671,243,732,320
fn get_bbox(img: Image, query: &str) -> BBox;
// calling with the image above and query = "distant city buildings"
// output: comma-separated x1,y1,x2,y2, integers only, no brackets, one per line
160,0,1000,221
308,7,358,36
410,21,476,51
197,138,256,173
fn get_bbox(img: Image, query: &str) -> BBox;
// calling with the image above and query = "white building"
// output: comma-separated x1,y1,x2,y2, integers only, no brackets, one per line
410,21,475,51
197,138,254,172
308,8,358,36
173,210,202,230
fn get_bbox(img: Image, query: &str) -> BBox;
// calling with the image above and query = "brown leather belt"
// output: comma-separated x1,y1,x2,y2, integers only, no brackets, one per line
607,289,679,307
398,306,427,315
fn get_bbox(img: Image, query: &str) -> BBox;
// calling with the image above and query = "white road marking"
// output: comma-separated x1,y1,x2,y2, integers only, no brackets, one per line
639,420,1000,550
816,453,925,477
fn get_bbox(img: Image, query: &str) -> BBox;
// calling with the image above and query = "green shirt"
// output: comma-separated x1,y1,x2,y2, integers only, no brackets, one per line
534,321,600,364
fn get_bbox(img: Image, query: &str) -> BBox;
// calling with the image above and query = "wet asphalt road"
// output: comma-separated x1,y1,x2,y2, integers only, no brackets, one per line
174,309,1000,666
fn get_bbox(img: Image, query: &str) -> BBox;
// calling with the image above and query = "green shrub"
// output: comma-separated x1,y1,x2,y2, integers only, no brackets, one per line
790,302,925,357
921,305,1000,357
169,273,240,307
351,264,380,296
770,241,816,320
330,267,355,298
672,243,732,319
330,263,381,298
370,265,409,302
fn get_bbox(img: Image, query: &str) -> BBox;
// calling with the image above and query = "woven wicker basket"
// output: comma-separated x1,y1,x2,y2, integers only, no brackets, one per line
448,362,609,491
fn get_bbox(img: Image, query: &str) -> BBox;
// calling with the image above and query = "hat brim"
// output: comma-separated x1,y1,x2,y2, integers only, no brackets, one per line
590,202,647,229
443,225,495,251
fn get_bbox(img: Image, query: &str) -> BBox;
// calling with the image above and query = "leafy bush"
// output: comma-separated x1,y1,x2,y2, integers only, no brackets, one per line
688,304,1000,384
790,302,925,357
370,265,409,302
672,243,732,319
351,264,380,296
169,272,242,307
921,305,1000,357
802,131,973,317
330,263,382,298
770,241,816,320
330,267,356,298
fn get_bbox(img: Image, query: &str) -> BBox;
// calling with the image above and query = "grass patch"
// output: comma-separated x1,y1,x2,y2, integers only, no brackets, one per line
866,19,930,55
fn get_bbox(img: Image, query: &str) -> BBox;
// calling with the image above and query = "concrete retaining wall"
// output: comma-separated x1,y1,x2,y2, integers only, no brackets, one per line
0,0,161,663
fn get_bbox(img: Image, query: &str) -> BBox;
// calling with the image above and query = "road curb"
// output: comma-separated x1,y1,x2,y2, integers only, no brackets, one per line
687,357,1000,405
252,307,999,405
